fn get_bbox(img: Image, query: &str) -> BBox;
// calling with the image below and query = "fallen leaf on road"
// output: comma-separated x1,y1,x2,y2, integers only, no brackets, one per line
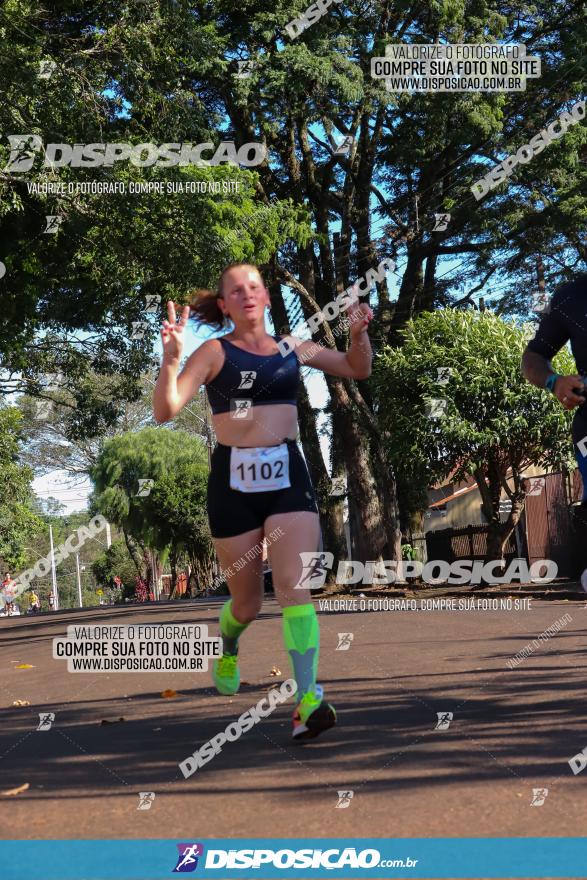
160,689,177,698
100,717,126,725
1,783,29,796
12,700,30,707
269,666,281,676
14,664,35,669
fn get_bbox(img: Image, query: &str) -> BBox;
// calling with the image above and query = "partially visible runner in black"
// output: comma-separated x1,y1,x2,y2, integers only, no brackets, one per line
521,273,587,501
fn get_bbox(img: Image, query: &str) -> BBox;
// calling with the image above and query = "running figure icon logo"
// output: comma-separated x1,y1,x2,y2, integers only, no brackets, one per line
530,788,549,806
526,477,545,496
231,399,253,419
4,134,43,172
237,370,256,390
135,479,155,497
433,213,451,232
336,632,354,651
332,135,354,155
173,843,204,872
38,60,57,79
137,791,156,810
295,552,334,589
435,712,453,730
424,398,447,419
43,215,63,234
37,712,55,731
336,790,354,808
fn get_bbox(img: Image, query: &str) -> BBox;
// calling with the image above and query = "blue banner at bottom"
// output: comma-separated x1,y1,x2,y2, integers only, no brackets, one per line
1,838,586,879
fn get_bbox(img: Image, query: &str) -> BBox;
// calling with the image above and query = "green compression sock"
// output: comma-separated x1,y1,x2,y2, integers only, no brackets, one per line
282,603,320,700
219,599,250,656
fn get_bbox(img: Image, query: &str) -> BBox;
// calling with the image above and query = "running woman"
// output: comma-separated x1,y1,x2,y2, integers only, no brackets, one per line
153,262,373,740
522,274,587,498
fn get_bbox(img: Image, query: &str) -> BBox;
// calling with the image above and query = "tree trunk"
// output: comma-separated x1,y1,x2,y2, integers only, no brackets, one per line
369,436,403,561
268,264,348,585
122,527,145,578
387,250,425,345
329,380,389,561
169,544,177,595
474,461,527,588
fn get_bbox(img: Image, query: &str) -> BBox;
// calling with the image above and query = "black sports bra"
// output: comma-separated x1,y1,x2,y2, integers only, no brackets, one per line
205,335,299,415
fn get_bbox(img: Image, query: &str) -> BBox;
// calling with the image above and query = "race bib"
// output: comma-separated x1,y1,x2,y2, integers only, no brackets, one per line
230,443,291,493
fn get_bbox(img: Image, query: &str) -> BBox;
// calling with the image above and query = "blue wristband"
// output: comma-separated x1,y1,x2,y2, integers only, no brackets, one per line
545,373,560,393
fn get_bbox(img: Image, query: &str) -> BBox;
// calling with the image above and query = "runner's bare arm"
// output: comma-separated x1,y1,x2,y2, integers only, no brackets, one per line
286,302,373,380
153,301,215,422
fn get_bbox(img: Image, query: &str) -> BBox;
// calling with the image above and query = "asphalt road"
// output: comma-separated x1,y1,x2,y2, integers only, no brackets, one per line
1,594,586,877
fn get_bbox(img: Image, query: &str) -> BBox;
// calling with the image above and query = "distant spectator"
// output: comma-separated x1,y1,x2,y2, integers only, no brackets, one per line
2,572,17,616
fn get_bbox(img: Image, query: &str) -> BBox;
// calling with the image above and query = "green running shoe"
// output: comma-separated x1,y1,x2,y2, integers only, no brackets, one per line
212,652,240,695
292,684,336,741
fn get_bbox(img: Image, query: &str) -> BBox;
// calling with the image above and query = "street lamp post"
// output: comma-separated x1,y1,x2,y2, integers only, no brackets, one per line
75,553,83,608
48,524,59,611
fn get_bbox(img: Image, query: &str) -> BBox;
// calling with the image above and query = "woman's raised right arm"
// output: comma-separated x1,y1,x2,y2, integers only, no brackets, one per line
153,301,215,423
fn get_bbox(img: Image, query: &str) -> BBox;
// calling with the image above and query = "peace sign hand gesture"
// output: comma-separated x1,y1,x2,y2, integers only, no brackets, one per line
161,301,190,362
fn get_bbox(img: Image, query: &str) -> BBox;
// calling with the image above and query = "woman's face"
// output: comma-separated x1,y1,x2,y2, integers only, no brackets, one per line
218,266,270,324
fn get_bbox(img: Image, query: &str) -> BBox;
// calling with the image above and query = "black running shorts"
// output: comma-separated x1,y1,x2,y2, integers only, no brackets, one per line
207,439,319,538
